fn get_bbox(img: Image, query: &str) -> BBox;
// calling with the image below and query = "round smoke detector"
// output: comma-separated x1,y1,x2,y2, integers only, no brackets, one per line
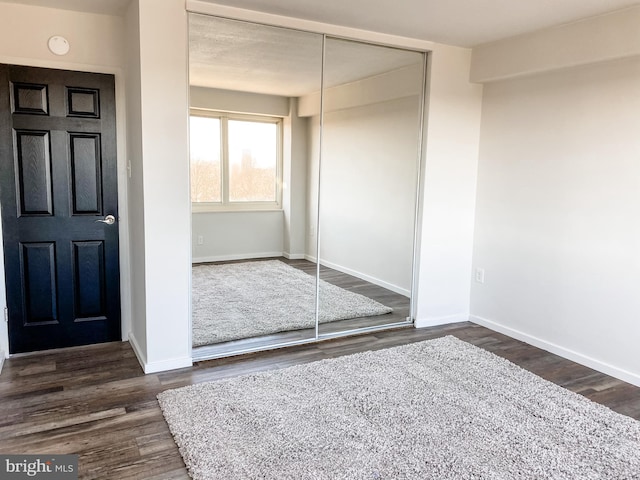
48,36,70,56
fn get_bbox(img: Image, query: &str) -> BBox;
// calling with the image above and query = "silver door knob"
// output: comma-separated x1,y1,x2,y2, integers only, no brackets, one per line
95,214,116,225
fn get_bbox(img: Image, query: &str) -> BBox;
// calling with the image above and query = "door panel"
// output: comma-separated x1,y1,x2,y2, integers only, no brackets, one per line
70,133,102,214
72,240,107,320
0,64,120,353
15,129,54,215
67,87,100,118
12,82,49,115
21,242,58,324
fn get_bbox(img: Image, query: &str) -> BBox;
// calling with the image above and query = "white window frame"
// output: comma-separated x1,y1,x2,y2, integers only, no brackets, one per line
190,109,283,213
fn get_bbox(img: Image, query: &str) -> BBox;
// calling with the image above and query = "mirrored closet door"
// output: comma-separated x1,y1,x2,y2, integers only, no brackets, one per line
188,12,426,360
189,14,323,358
316,38,424,337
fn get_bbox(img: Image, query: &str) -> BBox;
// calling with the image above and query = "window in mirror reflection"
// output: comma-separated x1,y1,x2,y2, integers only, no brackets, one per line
190,111,282,210
189,115,221,203
228,119,278,203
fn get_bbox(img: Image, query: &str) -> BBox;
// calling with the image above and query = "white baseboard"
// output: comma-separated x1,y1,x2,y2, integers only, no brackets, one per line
283,252,306,260
129,332,192,374
470,314,640,388
192,251,283,263
143,355,192,374
415,313,469,329
128,332,147,373
0,350,4,375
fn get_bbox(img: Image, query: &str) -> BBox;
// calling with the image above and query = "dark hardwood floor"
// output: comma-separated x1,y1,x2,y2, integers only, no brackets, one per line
1,322,639,479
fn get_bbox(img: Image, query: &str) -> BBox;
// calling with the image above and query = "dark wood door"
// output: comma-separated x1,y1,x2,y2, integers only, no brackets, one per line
0,64,120,354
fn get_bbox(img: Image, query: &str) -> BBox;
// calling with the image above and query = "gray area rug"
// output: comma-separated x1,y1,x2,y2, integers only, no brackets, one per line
158,336,640,479
192,260,393,346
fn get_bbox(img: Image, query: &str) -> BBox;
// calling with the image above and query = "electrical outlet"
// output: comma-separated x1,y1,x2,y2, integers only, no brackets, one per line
475,268,485,284
197,235,204,245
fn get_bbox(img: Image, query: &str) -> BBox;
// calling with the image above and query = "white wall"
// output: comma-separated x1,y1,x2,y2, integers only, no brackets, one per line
415,45,483,326
302,65,424,295
190,86,289,116
131,0,192,373
282,97,309,258
299,63,423,117
0,2,131,362
471,5,640,83
319,98,421,295
0,2,125,69
192,211,284,262
124,0,147,360
471,55,640,386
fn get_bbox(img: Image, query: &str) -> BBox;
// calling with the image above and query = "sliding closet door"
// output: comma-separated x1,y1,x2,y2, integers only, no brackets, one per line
188,13,426,358
316,38,425,336
188,14,323,354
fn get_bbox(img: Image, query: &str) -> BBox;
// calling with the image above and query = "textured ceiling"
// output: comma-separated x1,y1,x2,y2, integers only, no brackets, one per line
189,14,423,96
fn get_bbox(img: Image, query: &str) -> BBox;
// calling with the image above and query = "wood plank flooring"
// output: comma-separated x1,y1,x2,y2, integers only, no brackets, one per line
1,322,639,479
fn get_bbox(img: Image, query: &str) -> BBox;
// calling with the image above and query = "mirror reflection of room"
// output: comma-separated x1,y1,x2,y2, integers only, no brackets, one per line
317,37,424,337
188,13,426,358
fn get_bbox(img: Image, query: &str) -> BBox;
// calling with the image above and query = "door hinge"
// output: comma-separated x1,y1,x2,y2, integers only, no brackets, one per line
3,307,7,322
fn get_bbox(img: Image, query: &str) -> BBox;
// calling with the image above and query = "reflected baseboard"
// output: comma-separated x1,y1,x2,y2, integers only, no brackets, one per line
303,255,409,296
193,252,283,263
283,252,306,260
319,259,409,297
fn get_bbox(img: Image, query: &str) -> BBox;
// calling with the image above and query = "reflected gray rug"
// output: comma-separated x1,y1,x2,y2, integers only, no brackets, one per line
192,260,393,346
158,336,640,480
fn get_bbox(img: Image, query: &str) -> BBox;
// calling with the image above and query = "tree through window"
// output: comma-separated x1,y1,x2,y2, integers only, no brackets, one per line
189,112,281,209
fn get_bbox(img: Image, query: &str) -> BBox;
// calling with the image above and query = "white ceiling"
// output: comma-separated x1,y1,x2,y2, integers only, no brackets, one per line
197,0,640,47
3,0,639,47
1,0,131,16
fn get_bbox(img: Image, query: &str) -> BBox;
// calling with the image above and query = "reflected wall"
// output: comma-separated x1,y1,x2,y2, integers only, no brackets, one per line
315,38,424,334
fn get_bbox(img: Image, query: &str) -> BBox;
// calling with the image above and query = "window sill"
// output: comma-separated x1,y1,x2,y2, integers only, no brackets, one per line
192,205,283,214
